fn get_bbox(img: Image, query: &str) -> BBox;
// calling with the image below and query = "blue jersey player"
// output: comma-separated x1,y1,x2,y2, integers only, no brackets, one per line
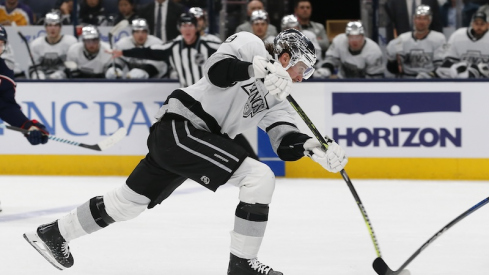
0,25,49,212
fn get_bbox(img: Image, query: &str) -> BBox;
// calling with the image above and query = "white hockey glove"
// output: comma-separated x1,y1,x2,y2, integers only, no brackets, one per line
449,62,469,78
47,70,66,79
313,67,331,79
303,138,348,173
30,70,46,80
105,67,123,79
264,61,292,101
477,63,489,78
252,56,272,79
126,68,149,79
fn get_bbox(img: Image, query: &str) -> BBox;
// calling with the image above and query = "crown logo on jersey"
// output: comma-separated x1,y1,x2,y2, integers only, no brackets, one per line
241,82,269,118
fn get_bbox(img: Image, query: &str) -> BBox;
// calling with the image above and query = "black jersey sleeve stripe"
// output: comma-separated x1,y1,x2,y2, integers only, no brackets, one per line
265,121,297,133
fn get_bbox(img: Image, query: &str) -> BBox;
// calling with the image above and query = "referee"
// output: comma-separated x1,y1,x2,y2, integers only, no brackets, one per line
110,12,220,87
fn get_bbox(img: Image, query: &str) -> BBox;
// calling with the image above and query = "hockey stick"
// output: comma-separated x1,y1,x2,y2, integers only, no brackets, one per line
372,196,489,275
285,95,382,258
0,123,127,151
108,19,129,79
17,31,40,79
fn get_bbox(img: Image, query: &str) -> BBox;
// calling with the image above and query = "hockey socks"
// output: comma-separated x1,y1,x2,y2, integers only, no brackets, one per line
230,202,269,259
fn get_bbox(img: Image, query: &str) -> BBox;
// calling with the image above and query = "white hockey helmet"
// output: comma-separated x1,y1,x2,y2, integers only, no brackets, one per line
132,18,149,32
273,28,317,79
345,21,364,36
414,5,432,17
250,10,268,24
281,14,300,31
45,11,62,26
189,7,204,19
81,25,100,40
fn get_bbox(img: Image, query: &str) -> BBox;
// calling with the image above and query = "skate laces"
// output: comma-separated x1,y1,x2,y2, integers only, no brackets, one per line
60,241,70,258
247,258,271,274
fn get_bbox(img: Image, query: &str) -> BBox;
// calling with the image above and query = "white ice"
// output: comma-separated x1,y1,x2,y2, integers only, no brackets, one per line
1,176,489,275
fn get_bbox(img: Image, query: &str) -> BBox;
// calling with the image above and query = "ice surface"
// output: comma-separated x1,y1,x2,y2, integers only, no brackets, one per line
1,176,488,275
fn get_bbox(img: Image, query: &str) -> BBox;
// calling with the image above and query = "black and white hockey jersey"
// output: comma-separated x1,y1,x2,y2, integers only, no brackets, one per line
115,35,167,78
386,31,446,78
66,41,112,78
155,32,302,156
30,35,77,77
324,33,384,78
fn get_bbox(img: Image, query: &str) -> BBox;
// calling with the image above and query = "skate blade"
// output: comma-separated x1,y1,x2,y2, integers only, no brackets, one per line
23,232,65,270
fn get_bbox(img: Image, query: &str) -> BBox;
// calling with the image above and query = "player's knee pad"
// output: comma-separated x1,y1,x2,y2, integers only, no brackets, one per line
232,158,275,205
103,184,151,222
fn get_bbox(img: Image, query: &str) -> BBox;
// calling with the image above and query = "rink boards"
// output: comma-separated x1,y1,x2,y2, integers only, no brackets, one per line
1,80,488,180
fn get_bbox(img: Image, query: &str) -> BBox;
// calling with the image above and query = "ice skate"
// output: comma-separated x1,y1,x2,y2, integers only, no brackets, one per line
23,220,73,270
228,253,283,275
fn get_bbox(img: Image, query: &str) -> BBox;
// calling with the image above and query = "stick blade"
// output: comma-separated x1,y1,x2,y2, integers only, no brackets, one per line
110,19,129,35
373,257,410,275
97,127,127,151
373,257,394,275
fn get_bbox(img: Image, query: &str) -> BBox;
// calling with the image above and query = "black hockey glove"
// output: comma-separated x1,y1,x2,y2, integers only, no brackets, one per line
21,120,49,145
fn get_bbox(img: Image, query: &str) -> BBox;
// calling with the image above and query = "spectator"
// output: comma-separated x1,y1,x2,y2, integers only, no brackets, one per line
250,10,274,43
440,0,479,28
235,0,278,38
386,5,446,78
137,0,185,43
106,18,166,79
293,0,329,52
66,25,112,78
29,11,78,80
189,7,221,42
384,0,443,43
0,0,34,26
434,12,489,78
114,0,137,26
281,14,322,63
79,0,108,26
54,0,75,25
315,21,384,79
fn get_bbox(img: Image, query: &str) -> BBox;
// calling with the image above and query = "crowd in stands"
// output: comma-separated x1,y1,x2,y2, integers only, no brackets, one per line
2,0,489,81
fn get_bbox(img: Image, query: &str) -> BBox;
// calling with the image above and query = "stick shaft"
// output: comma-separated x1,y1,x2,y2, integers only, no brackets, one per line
286,94,382,258
396,197,489,272
18,31,40,79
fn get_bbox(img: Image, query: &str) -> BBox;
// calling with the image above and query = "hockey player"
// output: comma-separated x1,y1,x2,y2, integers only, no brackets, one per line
0,25,49,212
23,29,348,274
280,14,321,63
386,5,446,78
105,18,167,79
109,12,220,87
250,10,274,44
189,7,221,43
315,21,384,79
29,11,77,79
66,25,112,78
430,12,489,79
110,13,258,160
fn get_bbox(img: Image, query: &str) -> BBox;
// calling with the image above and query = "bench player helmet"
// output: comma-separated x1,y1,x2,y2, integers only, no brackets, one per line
189,7,204,19
281,14,300,31
273,28,317,79
45,11,62,26
132,18,149,32
415,5,432,18
81,25,100,40
345,21,365,36
250,10,268,24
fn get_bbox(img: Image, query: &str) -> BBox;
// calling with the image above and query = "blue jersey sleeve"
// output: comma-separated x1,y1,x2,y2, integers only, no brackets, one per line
0,58,29,127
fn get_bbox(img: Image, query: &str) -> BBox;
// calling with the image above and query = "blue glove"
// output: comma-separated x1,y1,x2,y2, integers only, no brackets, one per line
21,120,49,145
